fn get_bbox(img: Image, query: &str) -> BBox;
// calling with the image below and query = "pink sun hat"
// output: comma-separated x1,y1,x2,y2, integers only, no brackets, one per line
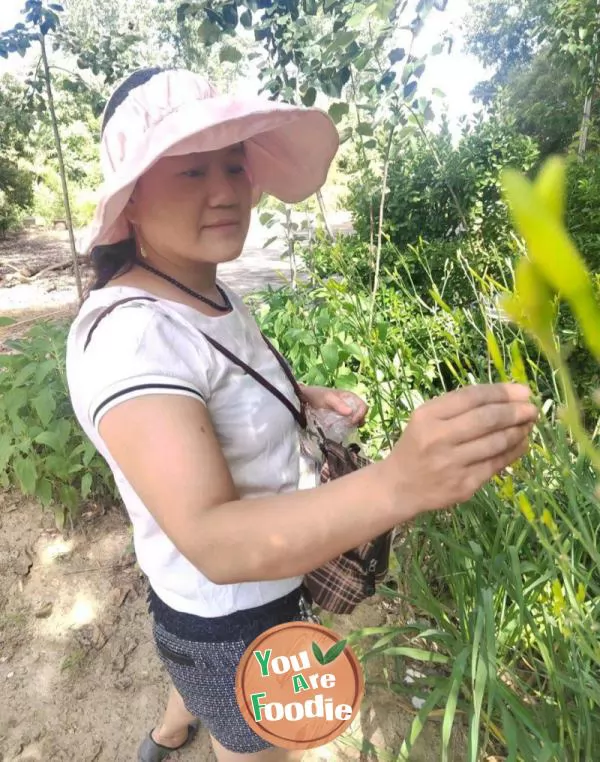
81,68,340,255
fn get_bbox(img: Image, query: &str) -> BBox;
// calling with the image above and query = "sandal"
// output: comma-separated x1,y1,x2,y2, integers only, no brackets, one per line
137,722,200,761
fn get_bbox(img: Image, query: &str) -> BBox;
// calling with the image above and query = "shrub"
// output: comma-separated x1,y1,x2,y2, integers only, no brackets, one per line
32,170,98,229
0,158,34,235
566,152,600,272
0,319,116,528
346,116,539,254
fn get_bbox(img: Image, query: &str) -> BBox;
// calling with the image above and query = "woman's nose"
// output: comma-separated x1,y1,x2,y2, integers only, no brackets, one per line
206,167,238,207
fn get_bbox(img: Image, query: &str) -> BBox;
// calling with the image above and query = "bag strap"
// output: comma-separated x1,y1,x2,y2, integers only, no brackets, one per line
200,332,306,428
83,295,307,428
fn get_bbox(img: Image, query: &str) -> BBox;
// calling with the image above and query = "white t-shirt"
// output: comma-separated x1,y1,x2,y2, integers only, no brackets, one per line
66,283,317,617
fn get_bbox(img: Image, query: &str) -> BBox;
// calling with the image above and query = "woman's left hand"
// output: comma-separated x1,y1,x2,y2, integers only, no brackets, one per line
300,385,368,427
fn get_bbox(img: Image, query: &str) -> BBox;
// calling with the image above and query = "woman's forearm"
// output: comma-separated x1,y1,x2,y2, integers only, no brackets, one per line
185,461,409,584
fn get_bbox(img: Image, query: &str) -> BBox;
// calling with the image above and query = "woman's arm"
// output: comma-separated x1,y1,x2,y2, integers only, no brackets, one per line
99,384,536,584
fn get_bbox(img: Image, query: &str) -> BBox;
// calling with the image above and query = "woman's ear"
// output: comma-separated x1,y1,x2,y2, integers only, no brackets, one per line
123,194,138,224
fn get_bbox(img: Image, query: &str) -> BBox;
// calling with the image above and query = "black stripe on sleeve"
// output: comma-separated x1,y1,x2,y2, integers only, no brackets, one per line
92,383,206,427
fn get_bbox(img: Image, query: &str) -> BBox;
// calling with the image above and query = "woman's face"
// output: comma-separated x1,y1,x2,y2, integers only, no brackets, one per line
127,145,253,266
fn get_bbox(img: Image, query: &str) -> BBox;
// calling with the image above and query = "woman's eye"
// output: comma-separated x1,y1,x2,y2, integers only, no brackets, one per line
228,165,246,175
182,169,206,178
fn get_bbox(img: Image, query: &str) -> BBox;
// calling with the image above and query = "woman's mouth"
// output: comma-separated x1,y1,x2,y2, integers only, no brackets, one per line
203,220,240,231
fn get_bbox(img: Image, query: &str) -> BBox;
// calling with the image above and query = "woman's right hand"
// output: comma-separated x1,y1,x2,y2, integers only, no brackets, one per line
384,383,538,517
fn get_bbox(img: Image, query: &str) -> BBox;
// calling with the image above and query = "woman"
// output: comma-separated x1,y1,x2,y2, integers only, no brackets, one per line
66,67,537,762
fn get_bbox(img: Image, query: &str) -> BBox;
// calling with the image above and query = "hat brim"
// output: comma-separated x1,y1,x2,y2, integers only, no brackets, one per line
82,94,339,254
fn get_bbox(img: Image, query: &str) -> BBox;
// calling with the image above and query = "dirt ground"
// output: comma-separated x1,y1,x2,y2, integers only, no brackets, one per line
0,496,466,762
0,229,466,761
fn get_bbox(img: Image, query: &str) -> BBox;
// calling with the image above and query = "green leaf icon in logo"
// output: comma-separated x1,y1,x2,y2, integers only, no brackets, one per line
312,641,325,665
312,639,348,665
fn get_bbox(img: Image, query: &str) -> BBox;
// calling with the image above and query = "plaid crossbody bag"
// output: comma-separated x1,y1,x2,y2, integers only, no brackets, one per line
85,297,393,615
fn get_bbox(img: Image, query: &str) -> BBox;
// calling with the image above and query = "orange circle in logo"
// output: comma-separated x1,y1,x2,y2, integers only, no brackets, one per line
235,621,364,750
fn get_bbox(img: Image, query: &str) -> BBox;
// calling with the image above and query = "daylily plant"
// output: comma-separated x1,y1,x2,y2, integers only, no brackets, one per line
498,157,600,648
500,156,600,362
499,156,600,471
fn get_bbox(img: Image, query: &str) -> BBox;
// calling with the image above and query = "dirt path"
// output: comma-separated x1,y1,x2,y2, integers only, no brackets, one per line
0,497,464,762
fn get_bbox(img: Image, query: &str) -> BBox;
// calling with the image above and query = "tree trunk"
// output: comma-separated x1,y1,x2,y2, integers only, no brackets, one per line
284,206,297,289
316,189,334,240
40,32,84,303
369,125,395,329
580,0,600,159
578,92,593,158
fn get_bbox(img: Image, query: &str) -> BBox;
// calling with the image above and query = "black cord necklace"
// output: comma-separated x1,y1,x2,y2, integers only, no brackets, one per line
135,259,232,313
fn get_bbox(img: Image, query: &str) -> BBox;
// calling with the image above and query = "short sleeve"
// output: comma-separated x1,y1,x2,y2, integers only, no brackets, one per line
71,301,210,431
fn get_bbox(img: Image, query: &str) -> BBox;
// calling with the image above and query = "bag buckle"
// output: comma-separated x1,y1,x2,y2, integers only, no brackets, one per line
299,591,321,624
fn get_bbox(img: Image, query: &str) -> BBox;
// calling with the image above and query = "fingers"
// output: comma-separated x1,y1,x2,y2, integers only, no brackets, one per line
456,422,533,466
323,391,354,416
426,383,532,420
448,401,538,445
351,401,368,426
468,436,530,493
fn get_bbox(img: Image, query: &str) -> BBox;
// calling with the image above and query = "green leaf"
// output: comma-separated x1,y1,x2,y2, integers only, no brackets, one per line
301,87,317,107
441,649,469,761
431,42,444,55
13,363,37,388
348,4,372,28
14,456,37,495
81,472,92,500
404,81,418,99
45,454,70,479
240,9,252,28
60,484,79,511
357,122,373,137
353,50,371,70
328,102,349,124
365,645,450,663
54,505,66,531
33,388,56,427
0,435,14,471
389,47,405,64
34,359,57,385
219,45,242,64
36,478,53,507
82,441,97,467
321,342,339,371
312,641,325,665
55,419,72,451
34,431,59,450
323,638,347,664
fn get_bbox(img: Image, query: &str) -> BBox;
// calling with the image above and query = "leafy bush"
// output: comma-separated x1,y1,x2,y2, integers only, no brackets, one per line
0,319,116,528
346,116,539,254
0,158,34,235
32,170,97,229
0,74,35,234
566,152,600,272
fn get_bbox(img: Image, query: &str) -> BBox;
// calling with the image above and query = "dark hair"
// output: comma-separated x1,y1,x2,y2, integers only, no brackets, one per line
89,67,167,291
